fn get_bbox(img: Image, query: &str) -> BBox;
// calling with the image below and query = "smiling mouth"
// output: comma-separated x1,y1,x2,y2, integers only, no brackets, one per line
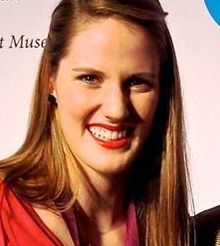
89,127,128,141
88,125,133,149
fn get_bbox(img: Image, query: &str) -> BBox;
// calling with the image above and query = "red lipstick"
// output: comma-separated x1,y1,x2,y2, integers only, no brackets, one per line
88,123,132,149
93,136,129,149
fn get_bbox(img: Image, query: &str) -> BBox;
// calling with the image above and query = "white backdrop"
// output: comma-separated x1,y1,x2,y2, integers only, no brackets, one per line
0,0,219,214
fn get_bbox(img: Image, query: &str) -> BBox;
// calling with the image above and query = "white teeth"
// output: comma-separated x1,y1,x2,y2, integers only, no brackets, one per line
106,130,111,140
89,127,128,141
111,131,118,140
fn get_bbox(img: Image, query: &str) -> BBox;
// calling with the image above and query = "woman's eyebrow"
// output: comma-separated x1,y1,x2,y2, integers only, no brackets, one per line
127,72,159,82
72,67,106,77
130,72,157,78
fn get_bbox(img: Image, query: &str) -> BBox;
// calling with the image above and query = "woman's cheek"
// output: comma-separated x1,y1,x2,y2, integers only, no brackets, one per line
133,94,159,122
61,89,97,119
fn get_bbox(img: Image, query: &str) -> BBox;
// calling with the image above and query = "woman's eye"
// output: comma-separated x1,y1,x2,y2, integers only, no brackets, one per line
78,74,99,85
128,77,152,91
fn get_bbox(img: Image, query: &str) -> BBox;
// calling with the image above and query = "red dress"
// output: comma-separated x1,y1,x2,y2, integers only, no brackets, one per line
0,181,64,246
0,181,139,246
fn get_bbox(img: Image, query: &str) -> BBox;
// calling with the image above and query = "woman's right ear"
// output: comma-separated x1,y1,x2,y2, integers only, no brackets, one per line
48,77,57,105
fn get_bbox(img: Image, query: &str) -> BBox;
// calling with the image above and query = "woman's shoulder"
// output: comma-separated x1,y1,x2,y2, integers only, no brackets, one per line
193,206,220,246
0,179,66,245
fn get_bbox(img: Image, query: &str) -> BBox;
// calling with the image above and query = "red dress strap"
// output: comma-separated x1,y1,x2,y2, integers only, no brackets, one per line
126,202,140,246
62,208,80,246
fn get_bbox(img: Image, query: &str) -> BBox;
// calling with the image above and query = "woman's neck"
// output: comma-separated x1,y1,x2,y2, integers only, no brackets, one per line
74,166,128,235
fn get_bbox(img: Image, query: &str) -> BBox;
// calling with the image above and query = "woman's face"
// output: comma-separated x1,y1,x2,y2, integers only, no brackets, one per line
52,18,160,176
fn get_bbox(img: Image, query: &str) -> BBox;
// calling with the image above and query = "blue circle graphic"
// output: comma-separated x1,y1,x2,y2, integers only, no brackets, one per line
204,0,220,25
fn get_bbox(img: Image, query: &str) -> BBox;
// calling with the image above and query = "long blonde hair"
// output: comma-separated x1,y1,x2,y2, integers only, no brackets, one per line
0,0,191,245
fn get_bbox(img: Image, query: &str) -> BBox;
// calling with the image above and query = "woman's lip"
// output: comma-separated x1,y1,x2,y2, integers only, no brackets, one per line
89,131,130,149
88,123,133,131
96,138,130,149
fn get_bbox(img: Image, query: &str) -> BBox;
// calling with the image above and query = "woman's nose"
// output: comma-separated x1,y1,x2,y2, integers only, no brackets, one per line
101,85,129,122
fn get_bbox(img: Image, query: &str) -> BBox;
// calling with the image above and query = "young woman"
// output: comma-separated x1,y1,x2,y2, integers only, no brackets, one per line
0,0,190,245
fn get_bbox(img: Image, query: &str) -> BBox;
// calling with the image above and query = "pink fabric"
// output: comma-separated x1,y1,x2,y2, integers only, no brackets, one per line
126,202,139,246
0,181,139,245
